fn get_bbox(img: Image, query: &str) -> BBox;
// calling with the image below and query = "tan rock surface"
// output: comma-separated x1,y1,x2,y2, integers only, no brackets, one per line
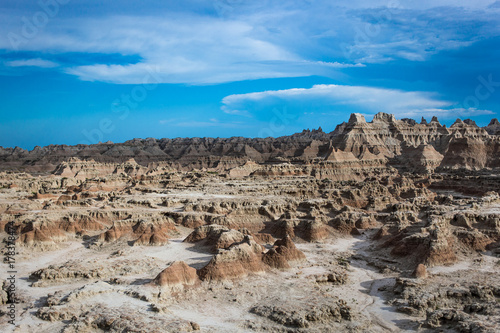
154,261,199,289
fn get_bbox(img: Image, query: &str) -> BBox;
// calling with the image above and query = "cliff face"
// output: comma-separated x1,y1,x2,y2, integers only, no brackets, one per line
1,113,499,175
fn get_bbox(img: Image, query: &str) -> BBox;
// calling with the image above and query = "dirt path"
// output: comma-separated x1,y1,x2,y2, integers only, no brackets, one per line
349,234,418,332
297,234,418,332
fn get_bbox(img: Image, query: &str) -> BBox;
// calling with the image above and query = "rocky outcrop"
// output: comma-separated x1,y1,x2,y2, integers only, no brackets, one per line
392,275,500,331
262,236,306,269
330,208,378,235
132,221,170,246
154,261,199,290
183,225,245,252
36,302,200,332
197,236,266,281
19,220,67,248
184,224,274,251
484,118,500,135
196,234,305,280
53,157,116,179
99,220,173,246
29,257,162,285
402,144,444,172
313,270,348,285
228,160,260,178
379,197,500,268
250,300,351,328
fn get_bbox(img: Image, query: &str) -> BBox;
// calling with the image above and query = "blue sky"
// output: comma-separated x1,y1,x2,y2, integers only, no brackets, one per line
1,0,500,149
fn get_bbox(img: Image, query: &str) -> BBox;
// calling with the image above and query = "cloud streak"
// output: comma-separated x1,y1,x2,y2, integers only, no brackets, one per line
0,1,498,84
6,58,58,68
221,84,494,120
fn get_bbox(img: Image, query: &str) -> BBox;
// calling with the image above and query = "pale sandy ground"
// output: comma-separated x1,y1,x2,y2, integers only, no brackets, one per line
427,250,499,275
1,184,498,332
1,227,426,333
295,235,420,333
2,227,498,332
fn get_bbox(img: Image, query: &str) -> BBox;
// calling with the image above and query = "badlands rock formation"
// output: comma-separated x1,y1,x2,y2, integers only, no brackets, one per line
0,113,499,332
1,112,500,175
154,261,199,290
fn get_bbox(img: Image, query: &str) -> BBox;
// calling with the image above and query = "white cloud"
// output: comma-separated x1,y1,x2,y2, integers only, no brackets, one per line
55,15,315,84
221,84,495,119
6,58,58,68
304,61,365,68
0,1,498,84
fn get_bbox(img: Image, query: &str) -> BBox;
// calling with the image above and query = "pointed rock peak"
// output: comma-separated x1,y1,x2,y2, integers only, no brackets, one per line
488,118,500,126
463,119,478,127
325,147,358,162
243,160,258,166
124,158,138,165
331,121,348,136
420,117,428,125
430,116,440,124
372,112,396,123
451,118,464,127
348,113,366,124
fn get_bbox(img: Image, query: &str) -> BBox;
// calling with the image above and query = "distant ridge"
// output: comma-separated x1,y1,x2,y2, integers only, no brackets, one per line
1,112,499,173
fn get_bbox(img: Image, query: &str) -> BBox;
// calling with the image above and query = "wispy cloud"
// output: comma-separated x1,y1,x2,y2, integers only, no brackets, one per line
342,4,500,63
56,15,309,84
6,58,58,68
221,84,495,120
0,1,498,84
305,61,365,68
